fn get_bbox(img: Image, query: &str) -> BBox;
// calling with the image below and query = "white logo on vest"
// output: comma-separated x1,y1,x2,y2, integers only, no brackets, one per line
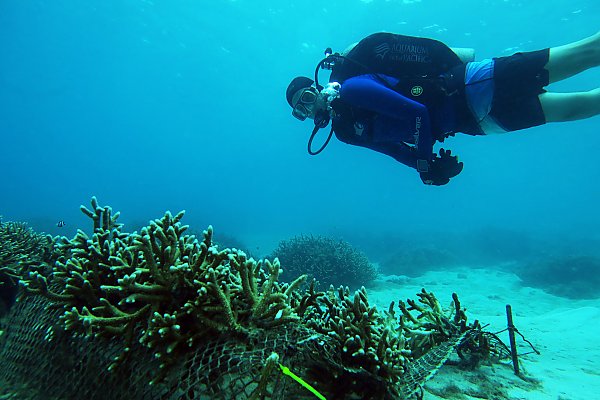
374,43,391,59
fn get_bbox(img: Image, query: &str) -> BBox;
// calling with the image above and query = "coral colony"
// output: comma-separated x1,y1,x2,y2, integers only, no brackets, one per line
0,198,497,399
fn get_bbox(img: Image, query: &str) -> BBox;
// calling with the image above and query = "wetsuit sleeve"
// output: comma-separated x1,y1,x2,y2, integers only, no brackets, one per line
340,75,434,170
360,141,421,169
333,128,419,168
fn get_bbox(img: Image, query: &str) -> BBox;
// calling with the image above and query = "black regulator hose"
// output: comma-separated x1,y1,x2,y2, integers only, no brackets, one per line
308,125,334,155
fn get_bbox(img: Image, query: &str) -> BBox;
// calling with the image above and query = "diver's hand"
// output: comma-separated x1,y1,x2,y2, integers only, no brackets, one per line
419,148,463,185
435,149,463,178
420,169,450,186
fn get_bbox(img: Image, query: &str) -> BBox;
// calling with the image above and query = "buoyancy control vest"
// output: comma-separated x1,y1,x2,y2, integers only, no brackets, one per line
328,33,479,140
330,33,462,99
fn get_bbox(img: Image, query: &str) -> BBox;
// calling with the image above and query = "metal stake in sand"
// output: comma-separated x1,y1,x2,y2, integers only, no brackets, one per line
505,304,520,376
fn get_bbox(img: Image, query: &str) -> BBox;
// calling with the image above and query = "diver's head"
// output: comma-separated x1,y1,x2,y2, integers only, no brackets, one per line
286,76,329,127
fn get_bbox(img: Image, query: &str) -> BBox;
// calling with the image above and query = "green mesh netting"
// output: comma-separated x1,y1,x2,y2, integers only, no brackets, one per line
0,293,343,400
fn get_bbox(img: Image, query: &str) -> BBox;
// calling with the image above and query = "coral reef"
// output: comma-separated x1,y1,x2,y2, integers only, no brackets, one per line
8,198,489,399
517,255,600,299
0,217,53,274
0,217,53,317
379,246,459,277
296,284,471,398
21,197,304,382
270,234,378,289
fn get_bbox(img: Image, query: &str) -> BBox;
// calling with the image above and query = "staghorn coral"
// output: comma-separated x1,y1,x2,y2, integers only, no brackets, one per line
12,198,488,398
0,219,53,275
271,234,378,290
0,218,54,316
397,289,467,358
295,284,472,399
20,197,304,382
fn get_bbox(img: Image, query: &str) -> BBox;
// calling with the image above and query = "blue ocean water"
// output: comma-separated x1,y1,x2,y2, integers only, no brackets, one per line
0,0,599,260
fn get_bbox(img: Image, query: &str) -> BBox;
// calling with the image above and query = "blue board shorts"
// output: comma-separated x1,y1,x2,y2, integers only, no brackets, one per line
465,49,550,133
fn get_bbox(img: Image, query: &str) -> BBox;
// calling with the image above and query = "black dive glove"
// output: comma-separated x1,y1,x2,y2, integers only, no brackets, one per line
419,149,464,186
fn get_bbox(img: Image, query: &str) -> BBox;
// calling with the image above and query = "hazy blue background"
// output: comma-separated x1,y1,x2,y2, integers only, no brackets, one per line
1,0,599,261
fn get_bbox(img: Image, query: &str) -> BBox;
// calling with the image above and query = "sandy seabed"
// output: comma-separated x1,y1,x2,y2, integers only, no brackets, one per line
368,267,600,400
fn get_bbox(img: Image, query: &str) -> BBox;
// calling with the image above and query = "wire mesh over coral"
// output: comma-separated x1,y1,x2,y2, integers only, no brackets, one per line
271,234,378,289
0,218,53,274
0,198,491,399
0,217,54,317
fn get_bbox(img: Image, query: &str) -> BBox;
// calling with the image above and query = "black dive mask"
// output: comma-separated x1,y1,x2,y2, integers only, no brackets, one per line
291,88,319,121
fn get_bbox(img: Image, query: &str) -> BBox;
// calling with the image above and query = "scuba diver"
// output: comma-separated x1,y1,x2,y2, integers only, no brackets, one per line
286,31,600,185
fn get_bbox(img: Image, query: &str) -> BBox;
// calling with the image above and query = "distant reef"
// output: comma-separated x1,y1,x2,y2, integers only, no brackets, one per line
517,255,600,299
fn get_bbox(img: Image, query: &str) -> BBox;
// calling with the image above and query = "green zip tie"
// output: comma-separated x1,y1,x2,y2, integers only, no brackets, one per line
278,363,327,400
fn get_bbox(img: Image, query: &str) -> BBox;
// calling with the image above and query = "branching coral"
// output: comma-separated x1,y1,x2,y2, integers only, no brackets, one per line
12,198,485,398
298,284,472,398
398,289,466,358
19,197,304,382
0,218,54,316
0,219,53,276
270,234,378,289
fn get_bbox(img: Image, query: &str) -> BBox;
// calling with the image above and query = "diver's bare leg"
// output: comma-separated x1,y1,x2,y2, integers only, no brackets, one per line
539,89,600,122
545,31,600,83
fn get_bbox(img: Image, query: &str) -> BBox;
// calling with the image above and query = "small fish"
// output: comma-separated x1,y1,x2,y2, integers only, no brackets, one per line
56,220,66,228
